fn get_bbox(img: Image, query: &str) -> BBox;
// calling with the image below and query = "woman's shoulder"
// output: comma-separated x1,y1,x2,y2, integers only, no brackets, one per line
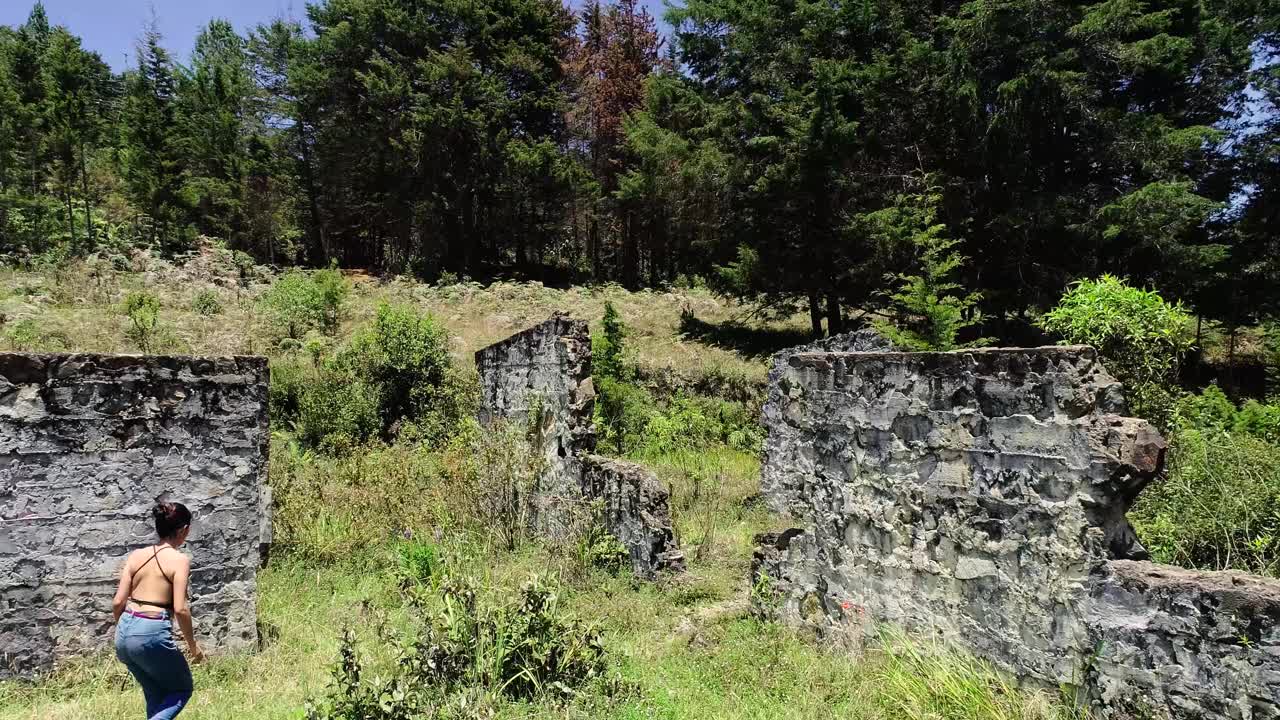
158,546,191,567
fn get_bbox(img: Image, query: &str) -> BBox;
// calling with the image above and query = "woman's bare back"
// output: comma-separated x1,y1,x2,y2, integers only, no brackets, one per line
125,545,184,610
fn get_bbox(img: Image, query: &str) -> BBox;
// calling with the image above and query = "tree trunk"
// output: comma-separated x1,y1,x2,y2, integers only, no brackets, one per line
299,134,326,266
826,291,844,336
63,189,75,247
808,291,824,338
79,143,93,248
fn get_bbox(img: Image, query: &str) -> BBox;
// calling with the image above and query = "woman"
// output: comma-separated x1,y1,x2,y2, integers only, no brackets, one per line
112,502,205,720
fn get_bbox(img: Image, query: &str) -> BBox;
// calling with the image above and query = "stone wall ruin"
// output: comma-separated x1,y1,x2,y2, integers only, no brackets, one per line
1,353,269,677
475,315,683,578
751,342,1280,718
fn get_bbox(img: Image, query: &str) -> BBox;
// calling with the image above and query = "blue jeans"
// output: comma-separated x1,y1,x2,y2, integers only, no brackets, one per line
114,612,193,720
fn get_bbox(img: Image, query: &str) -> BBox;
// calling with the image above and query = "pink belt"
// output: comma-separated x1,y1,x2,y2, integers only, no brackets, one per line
124,608,168,620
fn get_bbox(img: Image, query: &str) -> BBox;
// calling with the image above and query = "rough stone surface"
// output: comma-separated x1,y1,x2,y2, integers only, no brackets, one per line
475,316,682,577
1088,561,1280,719
0,353,269,677
581,455,684,576
752,345,1280,719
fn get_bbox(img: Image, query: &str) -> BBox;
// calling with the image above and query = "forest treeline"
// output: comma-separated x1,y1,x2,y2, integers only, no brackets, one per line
1,0,1277,337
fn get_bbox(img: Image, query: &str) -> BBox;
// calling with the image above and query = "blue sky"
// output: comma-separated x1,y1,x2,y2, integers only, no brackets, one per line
1,1,672,71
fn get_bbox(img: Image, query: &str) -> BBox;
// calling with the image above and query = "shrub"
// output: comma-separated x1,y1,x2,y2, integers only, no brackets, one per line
296,371,382,452
1130,427,1280,575
268,360,312,429
1173,384,1280,445
305,573,607,719
231,250,256,284
190,288,222,315
1040,275,1193,428
260,267,349,340
289,304,471,451
312,265,349,333
595,376,656,454
1236,400,1280,445
595,377,762,457
443,419,545,551
4,318,43,351
334,303,452,433
593,301,628,380
121,291,165,353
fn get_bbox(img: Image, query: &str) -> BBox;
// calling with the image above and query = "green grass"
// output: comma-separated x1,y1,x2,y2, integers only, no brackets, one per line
0,246,787,385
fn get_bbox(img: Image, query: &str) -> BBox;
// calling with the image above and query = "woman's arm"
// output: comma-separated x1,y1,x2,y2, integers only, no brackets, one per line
111,554,133,622
170,554,204,662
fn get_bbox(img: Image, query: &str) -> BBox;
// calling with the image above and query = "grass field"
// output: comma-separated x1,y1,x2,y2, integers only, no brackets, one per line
0,246,784,385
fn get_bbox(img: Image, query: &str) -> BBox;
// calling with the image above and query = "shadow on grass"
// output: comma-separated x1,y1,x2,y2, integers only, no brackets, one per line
678,310,813,360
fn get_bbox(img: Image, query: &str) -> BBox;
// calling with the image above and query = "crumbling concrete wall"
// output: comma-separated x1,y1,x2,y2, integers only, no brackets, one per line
0,353,269,677
752,345,1280,719
475,315,682,577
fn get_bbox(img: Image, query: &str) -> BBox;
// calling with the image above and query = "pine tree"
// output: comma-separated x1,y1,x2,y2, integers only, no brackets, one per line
872,196,987,351
120,26,188,252
41,27,109,249
179,19,254,248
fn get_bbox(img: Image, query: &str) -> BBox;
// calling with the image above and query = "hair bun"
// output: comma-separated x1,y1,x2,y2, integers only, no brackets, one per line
151,500,192,539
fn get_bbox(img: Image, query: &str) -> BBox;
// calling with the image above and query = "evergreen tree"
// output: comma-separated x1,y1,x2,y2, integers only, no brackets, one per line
179,20,254,248
41,27,110,249
872,195,987,351
120,26,188,251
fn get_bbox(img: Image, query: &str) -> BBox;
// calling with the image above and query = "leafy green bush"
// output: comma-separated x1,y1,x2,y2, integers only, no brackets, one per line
260,267,350,340
596,377,762,457
190,288,223,315
1173,384,1280,444
305,573,607,719
1040,275,1193,428
1130,427,1280,575
121,291,166,353
334,303,452,432
595,376,656,454
268,360,312,428
296,371,382,452
286,304,472,451
4,319,38,351
1236,400,1280,445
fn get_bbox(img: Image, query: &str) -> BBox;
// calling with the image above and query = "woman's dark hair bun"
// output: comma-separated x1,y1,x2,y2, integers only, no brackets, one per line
152,501,192,539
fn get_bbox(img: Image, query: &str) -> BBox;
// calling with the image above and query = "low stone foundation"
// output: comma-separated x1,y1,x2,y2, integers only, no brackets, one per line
751,343,1280,718
475,315,682,578
0,353,269,677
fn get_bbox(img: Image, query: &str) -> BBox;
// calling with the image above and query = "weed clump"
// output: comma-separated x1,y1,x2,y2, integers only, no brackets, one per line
305,573,607,719
190,288,222,315
1041,275,1193,428
120,291,175,353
